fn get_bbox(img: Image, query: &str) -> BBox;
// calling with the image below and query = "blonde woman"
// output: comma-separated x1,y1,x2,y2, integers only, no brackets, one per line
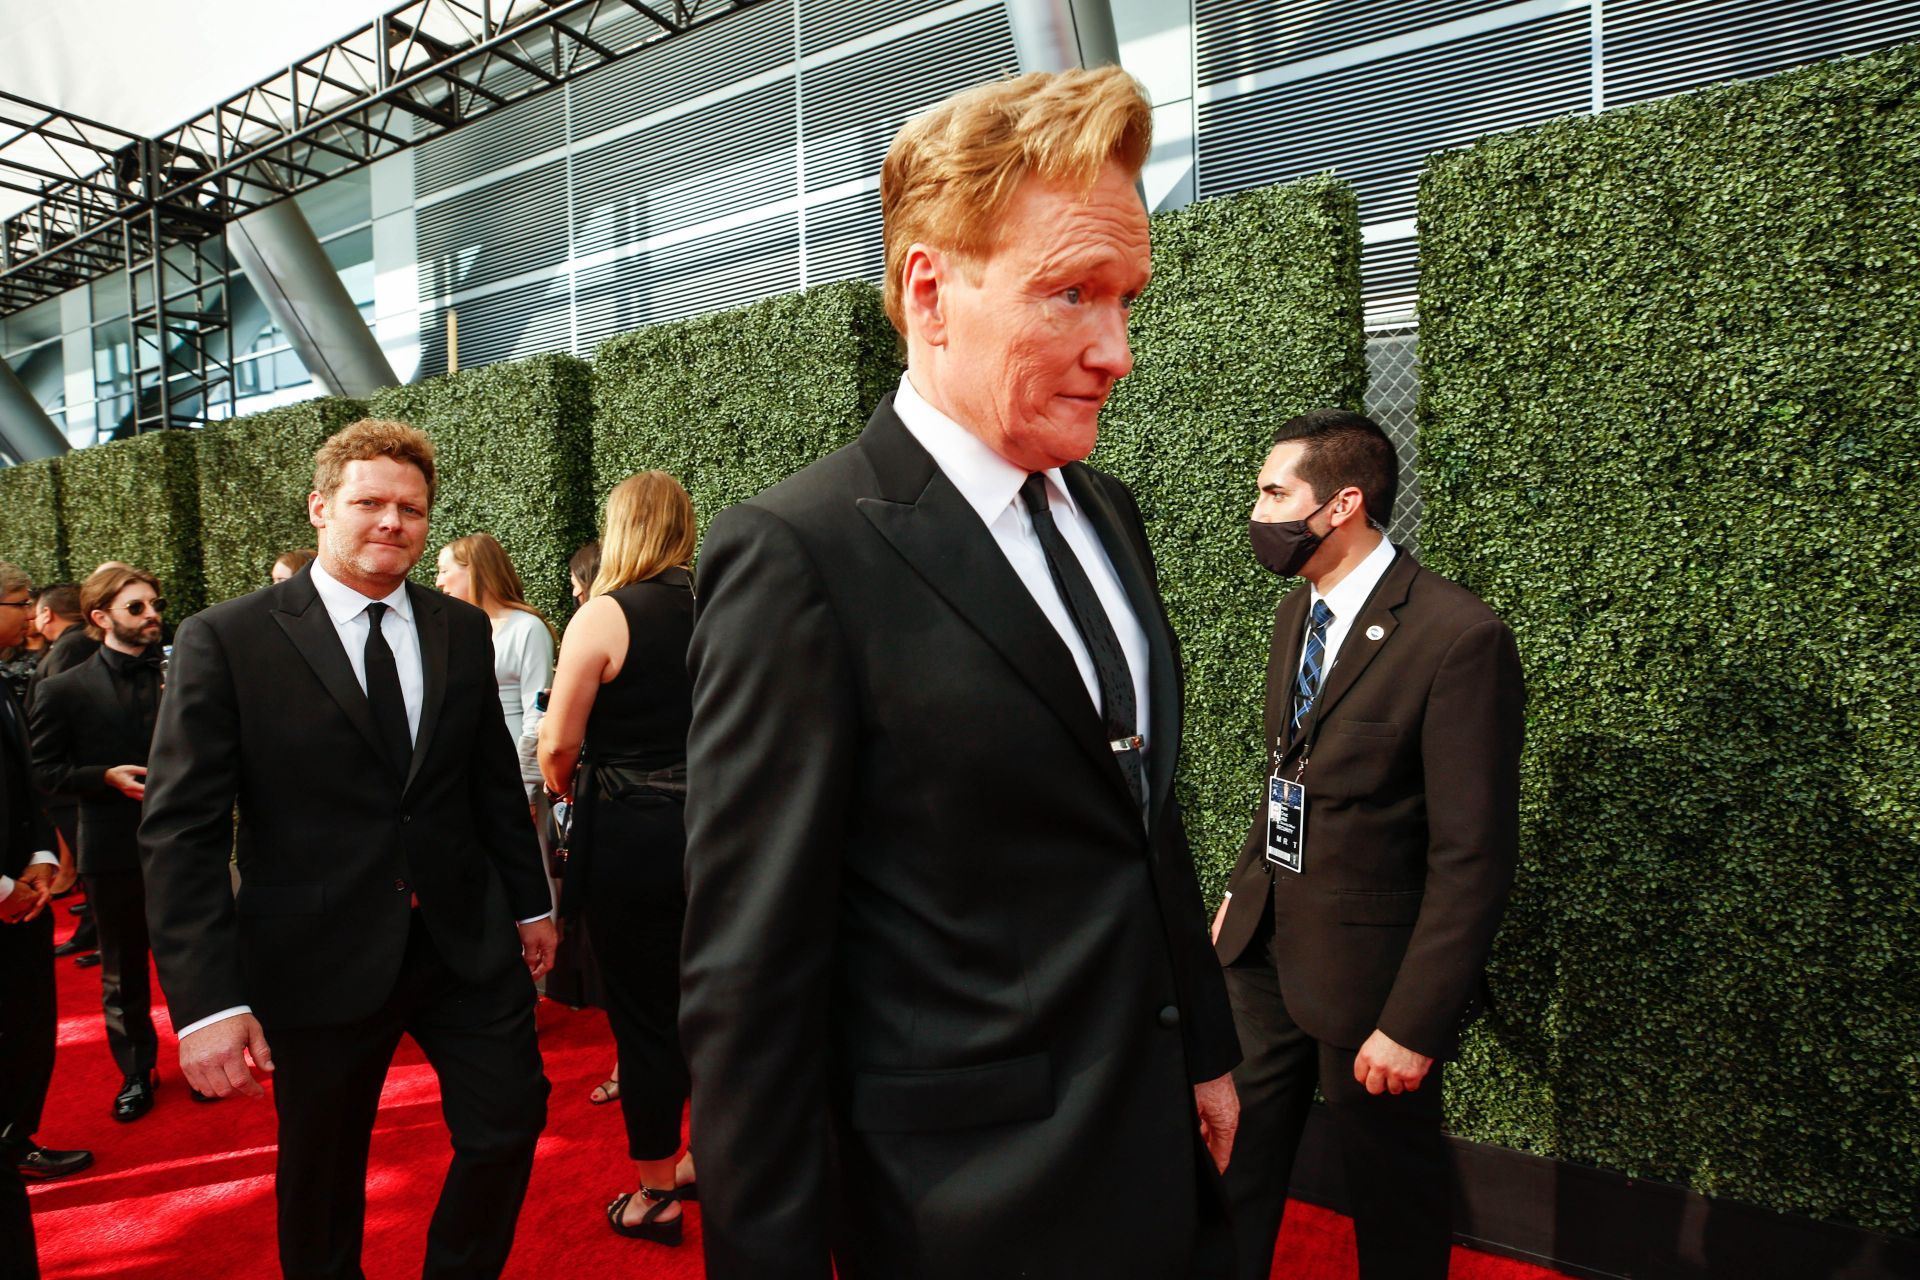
435,533,558,801
539,472,697,1245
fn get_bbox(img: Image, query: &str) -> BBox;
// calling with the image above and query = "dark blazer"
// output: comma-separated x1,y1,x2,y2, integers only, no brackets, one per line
681,397,1240,1280
1214,549,1525,1059
0,688,52,881
28,651,151,873
139,571,551,1033
24,628,98,710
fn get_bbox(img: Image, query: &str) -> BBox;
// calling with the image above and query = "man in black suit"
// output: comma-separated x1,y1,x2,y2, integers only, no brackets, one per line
30,563,170,1121
26,584,99,967
1212,410,1525,1279
139,420,557,1280
681,67,1240,1280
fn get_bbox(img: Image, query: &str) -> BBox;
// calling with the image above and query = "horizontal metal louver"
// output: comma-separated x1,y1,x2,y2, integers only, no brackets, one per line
422,277,573,374
416,91,566,195
572,77,797,256
805,189,886,285
416,158,570,299
1197,11,1590,220
1361,237,1421,322
568,1,793,141
800,0,957,56
802,5,1018,192
1602,0,1920,106
574,212,801,348
1196,0,1522,86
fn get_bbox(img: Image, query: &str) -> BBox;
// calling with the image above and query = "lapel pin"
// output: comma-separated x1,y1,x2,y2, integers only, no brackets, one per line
1366,625,1385,641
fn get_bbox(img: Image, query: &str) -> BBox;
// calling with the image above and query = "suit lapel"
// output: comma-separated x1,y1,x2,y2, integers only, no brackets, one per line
271,573,391,768
1295,549,1416,746
405,584,449,794
1063,465,1181,825
853,401,1130,803
1270,588,1310,768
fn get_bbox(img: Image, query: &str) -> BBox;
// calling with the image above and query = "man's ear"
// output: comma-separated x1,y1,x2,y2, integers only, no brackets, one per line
901,244,948,346
1329,485,1369,530
308,491,328,532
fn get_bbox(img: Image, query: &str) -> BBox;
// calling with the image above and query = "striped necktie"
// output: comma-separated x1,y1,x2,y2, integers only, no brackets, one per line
1289,600,1335,743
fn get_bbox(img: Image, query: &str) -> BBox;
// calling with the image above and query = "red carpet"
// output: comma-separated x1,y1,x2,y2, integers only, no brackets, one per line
29,910,1564,1278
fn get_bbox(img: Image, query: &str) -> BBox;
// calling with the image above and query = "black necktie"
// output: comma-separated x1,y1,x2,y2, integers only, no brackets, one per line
362,602,413,772
1019,473,1148,818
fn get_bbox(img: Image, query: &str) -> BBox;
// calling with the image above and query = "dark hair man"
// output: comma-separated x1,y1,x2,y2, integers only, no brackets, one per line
139,419,556,1278
681,68,1240,1279
1211,409,1525,1279
30,564,170,1123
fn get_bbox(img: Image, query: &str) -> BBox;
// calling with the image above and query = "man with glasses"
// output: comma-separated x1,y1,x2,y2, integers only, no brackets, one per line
29,564,172,1122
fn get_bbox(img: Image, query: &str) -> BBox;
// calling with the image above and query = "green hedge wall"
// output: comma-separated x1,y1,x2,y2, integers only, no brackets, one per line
372,352,596,625
0,457,66,584
591,280,902,536
195,397,366,605
58,430,205,619
1418,44,1920,1232
1095,175,1366,899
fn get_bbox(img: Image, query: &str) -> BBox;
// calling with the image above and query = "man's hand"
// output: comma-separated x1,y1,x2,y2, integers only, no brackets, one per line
0,877,50,923
518,918,558,982
1353,1029,1432,1096
1194,1071,1240,1173
104,764,147,800
1209,892,1231,945
180,1014,274,1099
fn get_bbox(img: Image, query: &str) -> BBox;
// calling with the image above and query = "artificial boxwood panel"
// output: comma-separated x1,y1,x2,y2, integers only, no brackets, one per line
195,397,366,606
591,279,902,536
58,430,205,620
0,457,67,584
1095,175,1366,900
371,352,595,625
1417,44,1920,1232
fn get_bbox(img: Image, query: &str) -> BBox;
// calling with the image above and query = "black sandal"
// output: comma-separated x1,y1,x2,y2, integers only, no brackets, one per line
606,1186,683,1244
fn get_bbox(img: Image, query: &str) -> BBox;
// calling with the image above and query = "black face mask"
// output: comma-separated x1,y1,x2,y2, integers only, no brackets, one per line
1249,496,1334,577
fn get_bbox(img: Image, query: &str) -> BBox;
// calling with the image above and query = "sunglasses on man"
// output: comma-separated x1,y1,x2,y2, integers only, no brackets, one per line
111,598,167,617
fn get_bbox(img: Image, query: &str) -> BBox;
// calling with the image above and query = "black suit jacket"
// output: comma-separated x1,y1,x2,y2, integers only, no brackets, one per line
0,688,52,881
24,628,97,710
681,397,1240,1280
1214,549,1524,1059
139,572,551,1033
28,652,151,874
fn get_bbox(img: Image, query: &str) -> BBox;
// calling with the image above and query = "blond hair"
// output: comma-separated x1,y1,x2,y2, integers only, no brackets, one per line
880,65,1152,333
592,472,696,597
313,419,437,503
443,532,559,647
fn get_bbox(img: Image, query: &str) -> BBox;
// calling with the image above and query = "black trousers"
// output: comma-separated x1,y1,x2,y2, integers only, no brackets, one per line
266,912,549,1280
83,869,157,1079
582,791,689,1161
1222,949,1452,1280
0,912,51,1279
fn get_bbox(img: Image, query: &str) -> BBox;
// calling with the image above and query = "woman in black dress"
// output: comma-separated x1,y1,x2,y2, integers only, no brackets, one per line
538,472,697,1245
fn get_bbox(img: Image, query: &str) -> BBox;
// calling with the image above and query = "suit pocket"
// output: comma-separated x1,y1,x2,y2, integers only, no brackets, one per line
849,1052,1053,1134
236,882,326,916
1336,888,1424,926
1326,719,1399,739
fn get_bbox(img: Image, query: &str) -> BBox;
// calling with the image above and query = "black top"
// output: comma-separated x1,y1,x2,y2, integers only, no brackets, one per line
97,643,165,743
584,569,694,772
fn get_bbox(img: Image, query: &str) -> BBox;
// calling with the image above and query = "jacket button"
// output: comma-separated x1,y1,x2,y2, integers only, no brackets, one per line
400,814,411,824
1157,1005,1180,1030
394,879,408,893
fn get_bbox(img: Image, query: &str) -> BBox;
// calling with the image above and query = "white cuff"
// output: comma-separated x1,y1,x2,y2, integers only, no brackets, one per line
175,1006,253,1039
0,876,11,901
515,910,553,926
28,850,57,867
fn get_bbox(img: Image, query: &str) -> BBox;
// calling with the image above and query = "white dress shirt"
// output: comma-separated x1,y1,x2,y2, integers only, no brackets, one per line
893,373,1152,750
1297,532,1399,693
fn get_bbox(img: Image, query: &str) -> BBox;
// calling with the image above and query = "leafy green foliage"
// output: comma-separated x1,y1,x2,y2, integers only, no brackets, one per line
1095,176,1367,899
591,280,902,538
0,457,67,584
195,398,366,604
58,430,205,619
1418,44,1920,1232
372,352,596,626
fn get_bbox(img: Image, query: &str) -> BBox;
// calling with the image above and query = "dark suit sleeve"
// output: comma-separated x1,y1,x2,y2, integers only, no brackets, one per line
463,620,551,922
138,613,248,1029
680,503,853,1280
1377,616,1525,1058
27,680,115,803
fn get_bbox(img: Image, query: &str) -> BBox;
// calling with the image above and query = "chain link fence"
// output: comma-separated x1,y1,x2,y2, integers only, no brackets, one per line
1364,324,1421,549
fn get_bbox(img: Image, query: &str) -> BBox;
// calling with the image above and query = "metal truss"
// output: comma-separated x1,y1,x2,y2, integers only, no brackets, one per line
2,0,764,320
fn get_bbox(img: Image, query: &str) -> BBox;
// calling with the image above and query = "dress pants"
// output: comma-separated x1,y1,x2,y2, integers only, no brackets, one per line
82,869,157,1078
0,913,52,1279
582,790,689,1160
266,911,548,1280
1222,944,1453,1280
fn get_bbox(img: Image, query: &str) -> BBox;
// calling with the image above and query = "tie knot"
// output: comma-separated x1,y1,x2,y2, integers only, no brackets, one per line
1310,600,1334,629
1019,472,1051,515
365,602,388,624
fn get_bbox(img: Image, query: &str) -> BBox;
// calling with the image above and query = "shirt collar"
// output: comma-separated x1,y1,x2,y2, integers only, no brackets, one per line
1310,532,1399,624
310,557,414,627
893,373,1078,527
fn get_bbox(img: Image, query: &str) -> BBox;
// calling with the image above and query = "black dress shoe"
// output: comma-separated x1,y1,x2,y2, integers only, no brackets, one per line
52,937,88,958
67,900,89,916
73,952,101,968
15,1144,94,1180
113,1072,156,1123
